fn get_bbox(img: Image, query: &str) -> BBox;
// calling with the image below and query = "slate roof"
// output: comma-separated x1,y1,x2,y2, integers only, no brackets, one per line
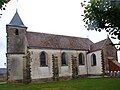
26,32,94,50
8,11,26,27
90,39,107,52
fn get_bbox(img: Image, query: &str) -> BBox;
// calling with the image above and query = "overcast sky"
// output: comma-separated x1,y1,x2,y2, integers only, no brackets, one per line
0,0,113,68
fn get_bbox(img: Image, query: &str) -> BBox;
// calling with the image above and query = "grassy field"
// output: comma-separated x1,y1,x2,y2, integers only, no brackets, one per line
0,77,120,90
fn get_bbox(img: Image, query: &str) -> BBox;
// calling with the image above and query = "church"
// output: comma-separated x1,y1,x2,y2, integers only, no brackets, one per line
6,11,120,83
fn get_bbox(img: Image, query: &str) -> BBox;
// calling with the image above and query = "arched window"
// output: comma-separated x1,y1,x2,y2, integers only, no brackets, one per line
91,54,97,66
61,52,67,66
79,53,85,65
40,52,47,67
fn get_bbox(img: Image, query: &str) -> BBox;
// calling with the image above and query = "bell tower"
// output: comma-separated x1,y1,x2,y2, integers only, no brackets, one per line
6,11,28,83
6,11,27,53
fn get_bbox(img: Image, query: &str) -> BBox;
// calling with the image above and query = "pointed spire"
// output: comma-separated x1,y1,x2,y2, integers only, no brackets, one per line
16,0,18,12
8,11,26,27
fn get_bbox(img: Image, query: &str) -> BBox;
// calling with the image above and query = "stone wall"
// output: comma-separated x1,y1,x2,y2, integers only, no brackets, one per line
6,25,27,54
87,50,103,75
29,48,88,80
102,39,117,74
7,54,24,83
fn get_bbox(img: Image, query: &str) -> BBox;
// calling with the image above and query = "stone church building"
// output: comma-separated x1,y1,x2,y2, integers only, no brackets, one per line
6,11,120,83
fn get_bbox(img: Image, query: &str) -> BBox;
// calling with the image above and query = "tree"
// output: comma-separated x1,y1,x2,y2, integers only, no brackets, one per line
0,0,10,10
81,0,120,40
0,0,10,17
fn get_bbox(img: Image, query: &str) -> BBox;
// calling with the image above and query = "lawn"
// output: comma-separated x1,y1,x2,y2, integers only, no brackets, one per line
0,77,120,90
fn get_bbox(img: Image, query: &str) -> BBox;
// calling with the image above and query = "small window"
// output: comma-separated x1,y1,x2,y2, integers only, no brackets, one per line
91,54,97,66
15,29,19,35
40,52,47,67
79,53,85,65
61,52,67,66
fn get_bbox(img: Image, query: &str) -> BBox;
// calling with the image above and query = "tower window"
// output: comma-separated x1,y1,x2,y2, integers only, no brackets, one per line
15,29,19,35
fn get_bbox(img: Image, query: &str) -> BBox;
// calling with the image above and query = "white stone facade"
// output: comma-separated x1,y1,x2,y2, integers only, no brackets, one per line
7,54,24,81
29,48,102,80
87,50,103,75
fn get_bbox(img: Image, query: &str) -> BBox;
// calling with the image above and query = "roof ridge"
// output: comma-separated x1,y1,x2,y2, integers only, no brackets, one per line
90,38,107,52
27,31,89,39
94,39,107,44
100,38,108,49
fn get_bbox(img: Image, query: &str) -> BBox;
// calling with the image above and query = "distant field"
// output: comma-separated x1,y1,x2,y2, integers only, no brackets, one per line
0,78,120,90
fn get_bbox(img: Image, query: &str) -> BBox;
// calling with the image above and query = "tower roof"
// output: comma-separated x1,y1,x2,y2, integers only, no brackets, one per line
8,11,26,27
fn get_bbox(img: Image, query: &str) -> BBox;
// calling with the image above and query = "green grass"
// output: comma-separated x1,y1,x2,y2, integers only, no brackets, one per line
0,78,120,90
0,80,5,82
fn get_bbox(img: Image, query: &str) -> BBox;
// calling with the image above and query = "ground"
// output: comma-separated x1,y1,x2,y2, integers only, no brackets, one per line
0,77,120,90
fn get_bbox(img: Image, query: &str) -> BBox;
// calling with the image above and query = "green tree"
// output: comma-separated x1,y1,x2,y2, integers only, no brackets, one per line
81,0,120,40
0,0,10,17
0,0,10,10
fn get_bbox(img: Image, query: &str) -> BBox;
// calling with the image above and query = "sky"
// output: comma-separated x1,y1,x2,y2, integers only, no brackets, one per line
0,0,118,68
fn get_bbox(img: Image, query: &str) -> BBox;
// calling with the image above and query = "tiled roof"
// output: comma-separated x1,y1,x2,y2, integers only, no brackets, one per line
26,32,94,50
8,11,26,27
90,39,107,52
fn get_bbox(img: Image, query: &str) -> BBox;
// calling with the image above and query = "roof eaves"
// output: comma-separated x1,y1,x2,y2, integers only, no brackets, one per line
6,24,27,28
27,46,89,51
